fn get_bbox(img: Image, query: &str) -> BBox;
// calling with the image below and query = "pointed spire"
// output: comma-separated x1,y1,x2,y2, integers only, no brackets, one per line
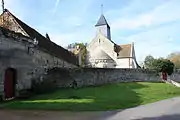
95,14,110,27
101,4,103,14
95,4,110,27
2,0,4,12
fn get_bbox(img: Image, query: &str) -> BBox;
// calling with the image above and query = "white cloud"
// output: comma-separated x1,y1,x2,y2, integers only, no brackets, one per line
50,33,78,47
49,30,94,48
52,0,60,14
111,0,180,30
63,16,83,27
107,0,180,64
112,14,153,30
127,22,180,63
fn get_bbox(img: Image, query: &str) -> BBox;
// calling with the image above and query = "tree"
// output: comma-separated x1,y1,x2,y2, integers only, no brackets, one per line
153,58,174,75
67,42,87,67
75,43,87,67
144,55,155,69
144,55,175,75
167,52,180,69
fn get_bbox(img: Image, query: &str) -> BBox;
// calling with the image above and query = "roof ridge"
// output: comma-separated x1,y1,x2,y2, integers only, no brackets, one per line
120,43,132,46
4,9,29,36
7,10,44,38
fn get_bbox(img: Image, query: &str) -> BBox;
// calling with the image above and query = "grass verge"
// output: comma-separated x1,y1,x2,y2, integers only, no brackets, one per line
1,82,180,111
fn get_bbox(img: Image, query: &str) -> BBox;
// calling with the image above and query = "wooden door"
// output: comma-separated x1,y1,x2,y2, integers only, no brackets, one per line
4,68,16,99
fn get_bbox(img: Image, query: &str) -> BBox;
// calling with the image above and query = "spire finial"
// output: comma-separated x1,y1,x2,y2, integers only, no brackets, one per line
2,0,4,12
101,4,103,14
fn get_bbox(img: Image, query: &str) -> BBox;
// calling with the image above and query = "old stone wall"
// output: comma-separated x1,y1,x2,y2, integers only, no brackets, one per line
0,29,77,96
43,68,180,90
69,68,161,87
169,70,180,82
42,68,162,89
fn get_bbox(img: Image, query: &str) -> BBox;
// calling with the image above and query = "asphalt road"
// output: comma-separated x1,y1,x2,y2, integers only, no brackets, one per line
0,97,180,120
100,97,180,120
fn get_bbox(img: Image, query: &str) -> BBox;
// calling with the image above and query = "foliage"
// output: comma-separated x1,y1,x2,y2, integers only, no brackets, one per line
167,52,180,69
153,58,174,75
67,42,87,67
1,82,180,111
144,55,155,69
144,55,175,75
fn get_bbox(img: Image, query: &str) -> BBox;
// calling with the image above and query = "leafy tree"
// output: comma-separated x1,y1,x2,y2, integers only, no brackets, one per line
167,52,180,69
153,58,174,75
144,55,155,69
75,43,87,67
144,55,175,75
67,42,87,67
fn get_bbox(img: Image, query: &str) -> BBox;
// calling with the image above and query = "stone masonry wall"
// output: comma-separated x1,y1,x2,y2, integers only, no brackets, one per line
44,68,161,89
44,68,180,89
0,29,77,96
70,68,161,87
169,70,180,82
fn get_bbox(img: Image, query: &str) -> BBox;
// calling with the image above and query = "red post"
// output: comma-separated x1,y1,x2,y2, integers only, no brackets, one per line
162,71,167,81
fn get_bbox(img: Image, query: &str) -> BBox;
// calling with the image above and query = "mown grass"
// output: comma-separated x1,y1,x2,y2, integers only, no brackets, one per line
1,82,180,111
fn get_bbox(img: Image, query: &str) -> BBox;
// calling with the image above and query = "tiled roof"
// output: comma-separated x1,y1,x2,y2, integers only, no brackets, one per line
2,9,79,66
95,14,110,28
117,44,132,58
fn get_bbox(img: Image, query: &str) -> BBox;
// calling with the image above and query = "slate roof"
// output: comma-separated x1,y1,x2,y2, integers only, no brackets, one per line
117,44,132,58
2,9,79,66
95,14,110,28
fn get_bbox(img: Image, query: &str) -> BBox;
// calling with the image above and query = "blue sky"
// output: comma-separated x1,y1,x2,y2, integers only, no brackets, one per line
3,0,180,63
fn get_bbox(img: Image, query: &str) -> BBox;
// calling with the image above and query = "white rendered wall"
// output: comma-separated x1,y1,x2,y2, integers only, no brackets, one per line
96,25,111,40
116,58,130,68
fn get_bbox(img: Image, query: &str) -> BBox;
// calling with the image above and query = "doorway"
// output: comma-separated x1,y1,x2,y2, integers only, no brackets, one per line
4,68,17,99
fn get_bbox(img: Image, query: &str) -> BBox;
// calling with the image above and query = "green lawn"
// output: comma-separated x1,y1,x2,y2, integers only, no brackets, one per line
1,82,180,111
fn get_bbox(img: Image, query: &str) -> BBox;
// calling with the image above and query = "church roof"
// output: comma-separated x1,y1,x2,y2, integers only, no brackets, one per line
92,48,113,60
95,14,110,28
1,9,79,66
117,44,132,58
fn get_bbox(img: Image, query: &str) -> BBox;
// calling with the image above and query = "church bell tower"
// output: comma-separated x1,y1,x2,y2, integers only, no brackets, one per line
95,14,111,40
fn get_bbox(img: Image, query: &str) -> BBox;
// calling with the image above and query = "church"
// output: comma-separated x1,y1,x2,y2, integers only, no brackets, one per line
85,14,140,68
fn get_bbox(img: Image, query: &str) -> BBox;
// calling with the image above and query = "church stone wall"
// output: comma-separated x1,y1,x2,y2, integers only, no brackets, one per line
0,30,77,97
43,68,180,89
69,68,161,87
42,68,162,89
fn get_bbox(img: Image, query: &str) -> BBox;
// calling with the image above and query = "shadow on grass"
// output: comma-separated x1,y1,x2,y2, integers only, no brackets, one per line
0,82,149,111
